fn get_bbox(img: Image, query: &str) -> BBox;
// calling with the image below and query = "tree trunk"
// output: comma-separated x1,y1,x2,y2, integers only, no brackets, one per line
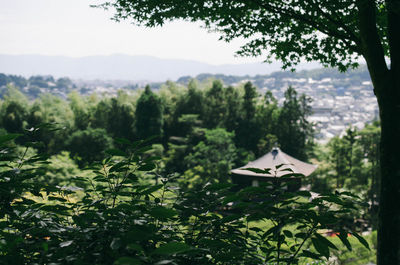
357,0,400,262
375,73,400,265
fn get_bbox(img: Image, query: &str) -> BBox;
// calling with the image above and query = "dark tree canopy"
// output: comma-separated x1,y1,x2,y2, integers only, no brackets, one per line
136,85,164,140
67,127,113,167
277,86,314,160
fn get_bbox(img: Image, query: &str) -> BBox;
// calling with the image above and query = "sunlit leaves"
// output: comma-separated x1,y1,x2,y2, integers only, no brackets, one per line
0,132,370,264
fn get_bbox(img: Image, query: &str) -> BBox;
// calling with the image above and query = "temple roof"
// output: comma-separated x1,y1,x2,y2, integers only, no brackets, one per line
231,147,317,178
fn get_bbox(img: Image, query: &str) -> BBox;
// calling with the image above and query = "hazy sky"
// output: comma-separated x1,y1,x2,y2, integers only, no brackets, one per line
0,0,266,65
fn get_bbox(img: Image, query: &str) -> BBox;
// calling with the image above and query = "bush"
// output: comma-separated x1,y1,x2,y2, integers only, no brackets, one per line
67,128,113,167
0,133,370,264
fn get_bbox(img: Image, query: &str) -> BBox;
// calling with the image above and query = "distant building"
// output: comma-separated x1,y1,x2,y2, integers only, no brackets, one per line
312,106,333,115
230,147,317,191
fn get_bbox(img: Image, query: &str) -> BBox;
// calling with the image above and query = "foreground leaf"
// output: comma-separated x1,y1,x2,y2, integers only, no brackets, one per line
153,242,191,255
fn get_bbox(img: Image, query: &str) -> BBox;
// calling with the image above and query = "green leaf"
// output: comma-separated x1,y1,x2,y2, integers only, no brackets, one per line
311,237,330,259
315,233,338,250
93,175,108,183
320,194,344,205
110,238,121,250
300,250,321,260
144,156,162,163
339,191,360,199
149,206,177,220
130,140,144,150
127,243,143,252
280,173,304,178
114,257,141,265
138,163,156,171
220,214,242,223
154,260,175,265
249,227,263,233
153,242,191,255
140,184,163,195
135,145,153,154
126,225,155,240
115,138,131,145
279,168,294,173
42,242,48,252
41,205,70,214
206,182,233,191
337,231,352,251
296,190,312,197
106,148,127,157
47,196,67,202
243,167,271,174
263,226,280,239
222,194,240,204
275,163,286,170
109,162,129,173
294,232,307,239
0,134,22,145
352,232,370,250
283,230,293,238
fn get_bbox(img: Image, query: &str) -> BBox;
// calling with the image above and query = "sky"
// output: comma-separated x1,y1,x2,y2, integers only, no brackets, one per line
0,0,266,65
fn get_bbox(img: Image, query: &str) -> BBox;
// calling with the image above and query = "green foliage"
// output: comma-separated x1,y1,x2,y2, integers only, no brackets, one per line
235,82,260,153
68,91,91,130
0,80,362,263
184,128,237,186
203,80,227,128
277,86,314,160
329,231,377,265
313,123,381,229
0,86,29,134
67,128,113,167
26,94,74,154
0,79,314,176
136,85,163,141
108,93,136,140
1,101,27,134
44,151,94,187
0,133,370,264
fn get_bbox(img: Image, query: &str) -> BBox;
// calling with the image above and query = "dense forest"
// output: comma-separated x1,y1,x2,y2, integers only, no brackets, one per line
0,79,316,169
0,78,379,264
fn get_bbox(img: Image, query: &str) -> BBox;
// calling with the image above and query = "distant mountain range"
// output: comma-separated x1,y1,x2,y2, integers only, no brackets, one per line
0,54,321,82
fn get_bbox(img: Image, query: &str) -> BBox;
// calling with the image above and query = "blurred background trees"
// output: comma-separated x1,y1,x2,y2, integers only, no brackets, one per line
0,79,317,177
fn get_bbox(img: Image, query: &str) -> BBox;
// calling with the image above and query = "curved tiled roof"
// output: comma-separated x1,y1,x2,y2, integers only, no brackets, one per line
231,148,317,178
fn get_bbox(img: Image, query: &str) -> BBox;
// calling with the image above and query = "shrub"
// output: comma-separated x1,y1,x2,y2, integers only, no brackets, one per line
0,133,370,264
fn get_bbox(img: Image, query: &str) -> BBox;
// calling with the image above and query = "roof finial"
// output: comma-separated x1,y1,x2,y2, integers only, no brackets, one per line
271,143,279,159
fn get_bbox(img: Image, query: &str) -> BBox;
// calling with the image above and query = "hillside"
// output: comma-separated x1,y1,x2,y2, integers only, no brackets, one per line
0,54,322,81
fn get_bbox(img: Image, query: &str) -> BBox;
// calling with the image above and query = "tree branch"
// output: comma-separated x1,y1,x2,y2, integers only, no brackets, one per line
386,0,400,73
250,0,359,50
356,0,389,96
309,0,361,46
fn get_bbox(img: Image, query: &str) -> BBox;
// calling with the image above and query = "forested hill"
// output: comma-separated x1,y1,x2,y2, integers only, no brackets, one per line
177,65,370,89
0,54,284,81
0,65,370,99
